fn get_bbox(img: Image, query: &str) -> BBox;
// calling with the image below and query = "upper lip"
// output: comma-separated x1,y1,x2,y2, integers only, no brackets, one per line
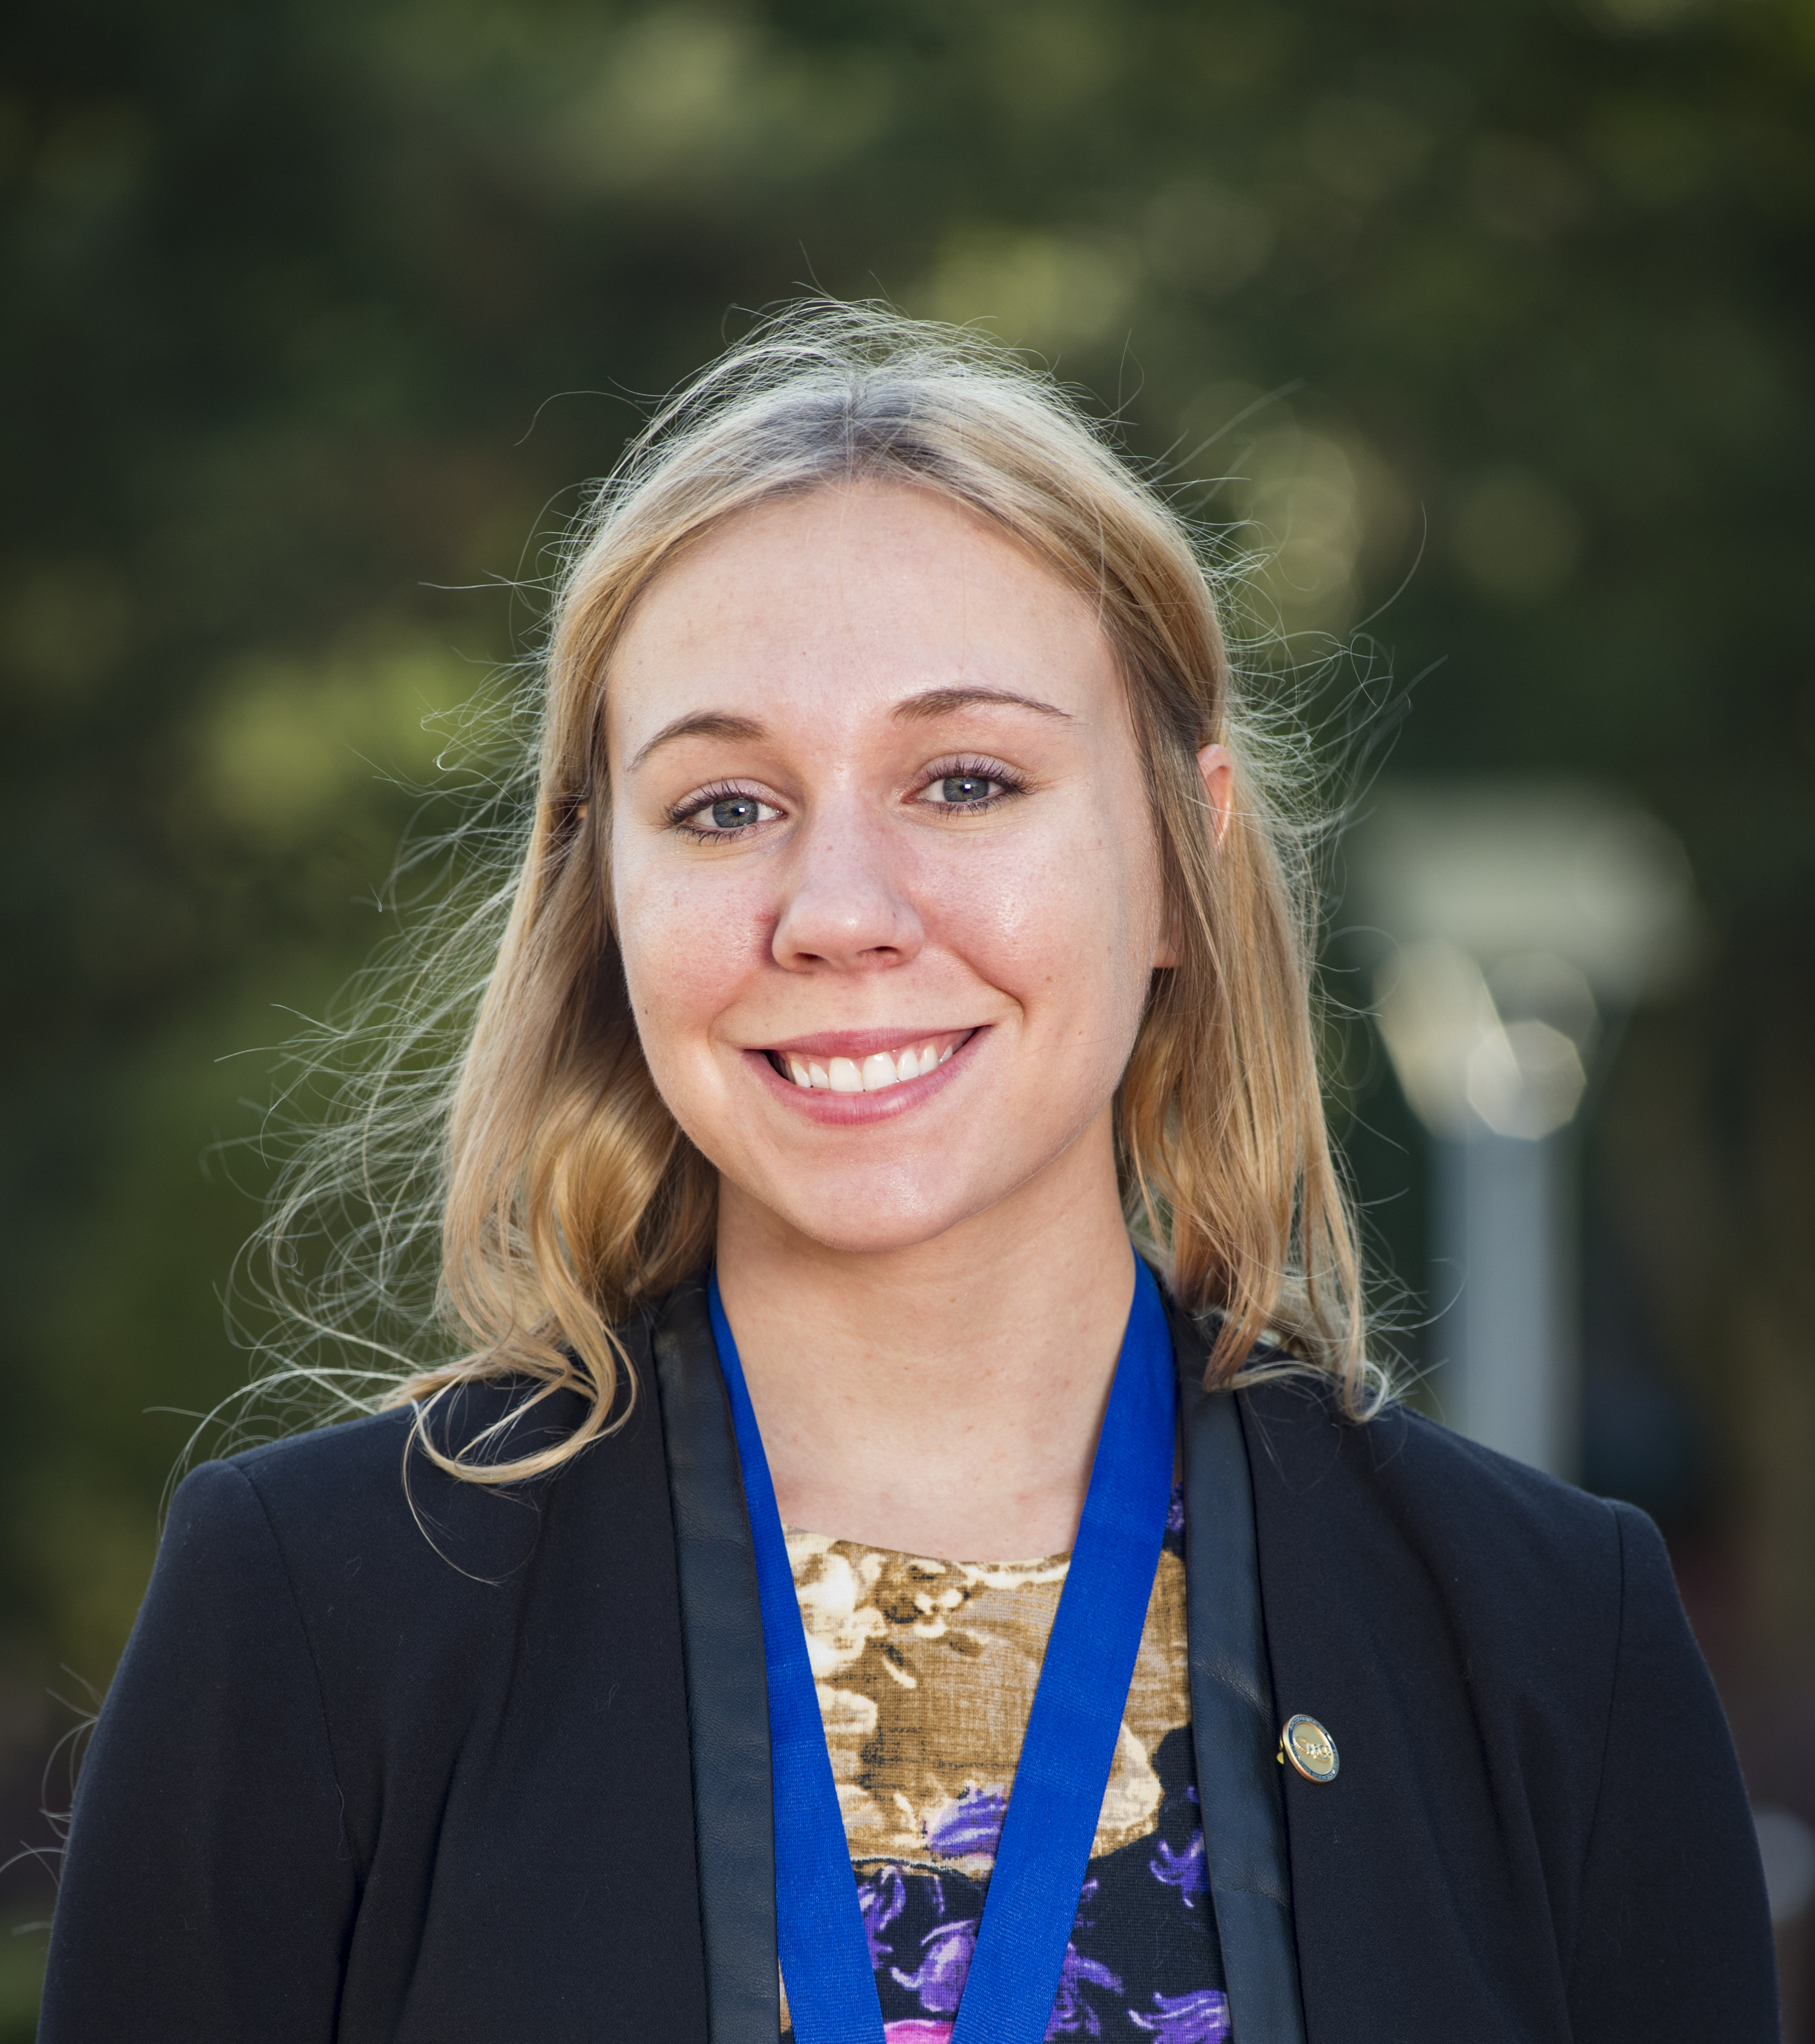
752,1026,978,1059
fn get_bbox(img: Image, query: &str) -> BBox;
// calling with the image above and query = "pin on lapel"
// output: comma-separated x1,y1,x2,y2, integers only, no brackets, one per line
1278,1713,1339,1782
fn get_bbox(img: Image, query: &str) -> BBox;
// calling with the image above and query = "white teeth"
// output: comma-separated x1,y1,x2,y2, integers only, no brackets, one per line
779,1038,961,1094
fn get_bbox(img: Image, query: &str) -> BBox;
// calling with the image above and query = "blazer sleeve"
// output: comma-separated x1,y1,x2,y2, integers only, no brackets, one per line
38,1460,358,2044
1565,1499,1779,2038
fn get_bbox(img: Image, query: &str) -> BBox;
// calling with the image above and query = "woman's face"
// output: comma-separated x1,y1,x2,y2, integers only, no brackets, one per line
607,479,1176,1257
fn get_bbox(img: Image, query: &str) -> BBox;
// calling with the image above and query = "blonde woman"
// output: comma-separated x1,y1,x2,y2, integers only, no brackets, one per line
42,310,1775,2043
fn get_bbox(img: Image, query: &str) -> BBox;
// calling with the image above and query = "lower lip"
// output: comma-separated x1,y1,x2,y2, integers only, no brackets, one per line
745,1032,981,1125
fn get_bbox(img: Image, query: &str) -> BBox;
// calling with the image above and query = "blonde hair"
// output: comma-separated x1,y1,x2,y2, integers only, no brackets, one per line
250,302,1384,1484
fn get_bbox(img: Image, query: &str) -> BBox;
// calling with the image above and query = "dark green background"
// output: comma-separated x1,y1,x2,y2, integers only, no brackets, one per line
5,0,1813,2028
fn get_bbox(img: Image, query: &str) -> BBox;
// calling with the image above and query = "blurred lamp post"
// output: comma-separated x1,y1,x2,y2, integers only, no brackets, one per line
1348,783,1700,1476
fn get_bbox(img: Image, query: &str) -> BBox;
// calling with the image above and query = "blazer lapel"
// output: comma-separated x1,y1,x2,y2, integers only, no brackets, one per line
1172,1303,1309,2044
652,1278,780,2044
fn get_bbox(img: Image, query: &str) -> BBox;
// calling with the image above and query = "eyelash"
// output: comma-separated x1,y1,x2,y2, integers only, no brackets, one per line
668,782,773,841
914,757,1028,815
666,759,1030,839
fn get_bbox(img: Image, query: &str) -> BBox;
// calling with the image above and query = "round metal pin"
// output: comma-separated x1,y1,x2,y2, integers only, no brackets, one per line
1279,1712,1340,1782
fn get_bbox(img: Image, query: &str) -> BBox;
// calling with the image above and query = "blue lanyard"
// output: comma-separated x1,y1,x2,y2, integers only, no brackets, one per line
707,1256,1177,2044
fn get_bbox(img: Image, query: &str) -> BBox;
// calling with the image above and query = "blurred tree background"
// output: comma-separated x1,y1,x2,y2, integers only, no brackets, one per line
3,0,1813,2029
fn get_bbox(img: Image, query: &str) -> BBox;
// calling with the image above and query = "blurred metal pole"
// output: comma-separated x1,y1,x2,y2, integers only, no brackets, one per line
1430,1131,1576,1478
1347,782,1700,1480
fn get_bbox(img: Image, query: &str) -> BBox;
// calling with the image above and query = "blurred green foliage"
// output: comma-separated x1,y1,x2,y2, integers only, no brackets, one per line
3,0,1814,1988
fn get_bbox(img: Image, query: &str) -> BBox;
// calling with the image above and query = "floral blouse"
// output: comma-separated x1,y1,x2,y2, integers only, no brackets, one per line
779,1487,1231,2042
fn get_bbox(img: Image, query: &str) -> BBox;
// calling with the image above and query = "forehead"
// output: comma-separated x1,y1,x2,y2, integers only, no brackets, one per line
605,480,1123,755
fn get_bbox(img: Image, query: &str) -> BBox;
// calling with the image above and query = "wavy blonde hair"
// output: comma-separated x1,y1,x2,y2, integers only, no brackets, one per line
250,303,1382,1483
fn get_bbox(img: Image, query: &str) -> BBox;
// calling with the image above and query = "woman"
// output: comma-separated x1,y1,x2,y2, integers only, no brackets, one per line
41,308,1776,2043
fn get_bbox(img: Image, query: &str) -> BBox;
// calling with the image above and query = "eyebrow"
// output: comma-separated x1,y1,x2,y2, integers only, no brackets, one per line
626,685,1071,773
628,710,767,773
891,686,1072,724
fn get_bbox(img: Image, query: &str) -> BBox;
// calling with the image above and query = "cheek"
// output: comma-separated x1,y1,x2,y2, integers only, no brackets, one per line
924,806,1161,1039
610,842,770,1060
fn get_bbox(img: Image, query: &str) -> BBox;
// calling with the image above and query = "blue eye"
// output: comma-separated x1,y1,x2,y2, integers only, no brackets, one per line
913,764,1023,813
672,787,780,836
939,775,995,803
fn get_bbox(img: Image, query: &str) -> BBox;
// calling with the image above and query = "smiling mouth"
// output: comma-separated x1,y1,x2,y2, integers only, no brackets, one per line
765,1029,975,1094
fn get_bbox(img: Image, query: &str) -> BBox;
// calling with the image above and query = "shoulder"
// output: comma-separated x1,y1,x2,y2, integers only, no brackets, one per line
1232,1375,1771,2031
1243,1365,1627,1529
176,1381,570,1554
225,1375,598,1517
146,1344,680,1775
156,1406,425,1611
1241,1372,1622,1552
167,1338,667,1617
1237,1373,1642,1669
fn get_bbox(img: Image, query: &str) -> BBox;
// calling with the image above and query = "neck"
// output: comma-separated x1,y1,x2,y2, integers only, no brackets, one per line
713,1108,1137,1561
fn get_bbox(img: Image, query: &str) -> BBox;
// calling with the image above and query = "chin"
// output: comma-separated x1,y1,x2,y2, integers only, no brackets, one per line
814,1225,964,1259
775,1203,982,1260
737,1170,1008,1260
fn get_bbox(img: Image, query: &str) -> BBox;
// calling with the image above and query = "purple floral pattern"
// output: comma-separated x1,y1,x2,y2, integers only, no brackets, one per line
1132,1989,1235,2042
924,1788,1008,1859
891,1918,976,2013
1151,1829,1209,1907
861,1866,910,1965
1044,1936,1122,2035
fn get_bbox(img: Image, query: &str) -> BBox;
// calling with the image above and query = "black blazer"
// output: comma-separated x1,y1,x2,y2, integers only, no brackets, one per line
40,1281,1778,2042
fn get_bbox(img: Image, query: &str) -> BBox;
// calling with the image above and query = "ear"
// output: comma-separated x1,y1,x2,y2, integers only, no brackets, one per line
1153,743,1235,968
1196,743,1235,846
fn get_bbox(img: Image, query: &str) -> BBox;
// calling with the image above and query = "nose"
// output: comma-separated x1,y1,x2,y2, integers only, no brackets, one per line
770,804,925,973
